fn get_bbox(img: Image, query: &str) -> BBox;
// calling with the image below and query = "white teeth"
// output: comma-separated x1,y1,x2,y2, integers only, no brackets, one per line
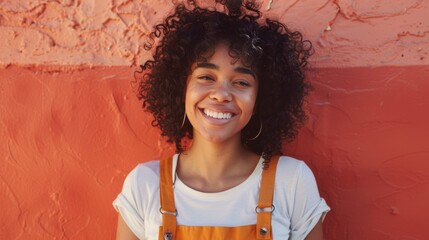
204,109,232,119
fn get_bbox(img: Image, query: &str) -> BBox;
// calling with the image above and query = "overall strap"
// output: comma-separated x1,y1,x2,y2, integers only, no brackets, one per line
256,155,280,240
159,156,177,240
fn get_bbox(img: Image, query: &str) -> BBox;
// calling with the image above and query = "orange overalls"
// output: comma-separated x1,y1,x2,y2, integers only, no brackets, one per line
158,156,280,240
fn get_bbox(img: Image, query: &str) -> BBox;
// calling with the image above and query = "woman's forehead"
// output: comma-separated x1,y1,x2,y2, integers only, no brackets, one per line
191,42,258,71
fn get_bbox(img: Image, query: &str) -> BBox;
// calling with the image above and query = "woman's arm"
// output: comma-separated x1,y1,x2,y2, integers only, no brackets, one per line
116,214,139,240
304,218,324,240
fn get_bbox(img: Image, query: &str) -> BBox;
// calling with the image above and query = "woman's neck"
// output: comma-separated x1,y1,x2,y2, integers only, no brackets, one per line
187,132,246,169
177,133,260,192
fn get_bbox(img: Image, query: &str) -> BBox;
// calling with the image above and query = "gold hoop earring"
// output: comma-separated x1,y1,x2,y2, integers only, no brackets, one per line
180,112,187,128
244,117,262,141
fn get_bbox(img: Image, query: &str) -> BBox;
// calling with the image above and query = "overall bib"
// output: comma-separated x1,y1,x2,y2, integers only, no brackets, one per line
158,155,280,240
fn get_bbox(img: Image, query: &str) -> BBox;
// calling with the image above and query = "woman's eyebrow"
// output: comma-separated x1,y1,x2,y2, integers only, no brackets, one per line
235,67,256,79
195,62,218,70
194,62,256,79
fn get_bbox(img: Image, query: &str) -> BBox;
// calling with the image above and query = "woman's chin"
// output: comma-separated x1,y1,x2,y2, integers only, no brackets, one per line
197,131,241,145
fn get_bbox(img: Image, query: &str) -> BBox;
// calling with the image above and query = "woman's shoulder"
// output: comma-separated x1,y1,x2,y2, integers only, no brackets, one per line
123,160,161,189
275,155,317,185
277,155,306,171
133,159,160,174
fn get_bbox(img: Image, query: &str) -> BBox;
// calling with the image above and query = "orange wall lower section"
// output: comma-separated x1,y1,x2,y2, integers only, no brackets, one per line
1,65,428,239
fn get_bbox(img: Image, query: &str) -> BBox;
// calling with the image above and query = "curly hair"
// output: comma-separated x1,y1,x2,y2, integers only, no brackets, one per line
137,0,313,159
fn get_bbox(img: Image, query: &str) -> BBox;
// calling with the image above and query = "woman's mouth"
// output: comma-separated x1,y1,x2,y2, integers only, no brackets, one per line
202,109,234,120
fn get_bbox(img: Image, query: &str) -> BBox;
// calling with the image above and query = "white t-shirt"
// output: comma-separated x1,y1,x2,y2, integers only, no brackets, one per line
113,154,330,240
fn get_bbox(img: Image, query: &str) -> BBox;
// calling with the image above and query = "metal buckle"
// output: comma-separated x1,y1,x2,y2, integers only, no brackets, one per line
159,207,178,216
164,231,173,240
260,227,269,235
255,204,275,213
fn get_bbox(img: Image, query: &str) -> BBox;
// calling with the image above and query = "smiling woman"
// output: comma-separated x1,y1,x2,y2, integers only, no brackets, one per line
113,0,329,239
185,43,258,144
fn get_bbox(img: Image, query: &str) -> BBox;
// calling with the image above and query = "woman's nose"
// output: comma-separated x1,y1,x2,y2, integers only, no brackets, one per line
209,81,232,102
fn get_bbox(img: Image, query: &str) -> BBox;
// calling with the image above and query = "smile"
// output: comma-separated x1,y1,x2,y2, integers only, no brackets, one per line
203,109,233,120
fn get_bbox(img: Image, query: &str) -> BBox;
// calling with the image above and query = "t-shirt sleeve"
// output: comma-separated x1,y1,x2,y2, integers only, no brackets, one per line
113,166,145,239
289,162,330,239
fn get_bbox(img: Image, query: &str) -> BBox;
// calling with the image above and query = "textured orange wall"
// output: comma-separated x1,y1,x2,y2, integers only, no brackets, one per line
1,0,428,239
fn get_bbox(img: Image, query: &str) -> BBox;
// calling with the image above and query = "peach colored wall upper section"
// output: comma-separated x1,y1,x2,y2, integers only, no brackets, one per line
0,0,428,67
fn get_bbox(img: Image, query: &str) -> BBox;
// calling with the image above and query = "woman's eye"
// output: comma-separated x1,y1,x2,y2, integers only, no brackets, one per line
197,75,214,81
235,80,251,87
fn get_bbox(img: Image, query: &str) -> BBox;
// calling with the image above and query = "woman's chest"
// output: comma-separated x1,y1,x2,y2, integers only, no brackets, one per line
142,188,291,239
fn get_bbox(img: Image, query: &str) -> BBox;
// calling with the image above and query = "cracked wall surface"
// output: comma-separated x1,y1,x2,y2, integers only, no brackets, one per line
1,0,428,239
0,0,428,67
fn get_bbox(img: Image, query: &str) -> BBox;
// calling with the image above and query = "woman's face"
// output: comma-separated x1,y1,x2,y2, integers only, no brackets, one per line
185,43,258,143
